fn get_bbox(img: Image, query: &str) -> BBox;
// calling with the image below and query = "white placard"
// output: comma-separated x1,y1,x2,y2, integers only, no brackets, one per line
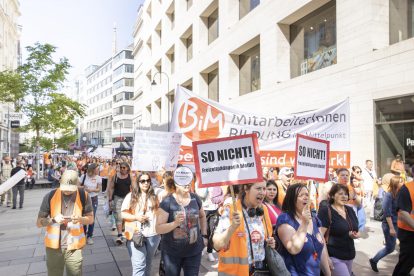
91,147,113,159
193,134,263,188
173,166,193,186
131,130,182,171
294,134,330,182
0,169,26,195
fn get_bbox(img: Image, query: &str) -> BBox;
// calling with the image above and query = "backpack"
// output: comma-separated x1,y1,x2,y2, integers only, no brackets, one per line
48,187,87,216
373,197,384,221
207,210,220,251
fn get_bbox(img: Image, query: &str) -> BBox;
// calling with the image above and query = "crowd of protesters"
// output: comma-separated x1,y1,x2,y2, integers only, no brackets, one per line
0,149,405,276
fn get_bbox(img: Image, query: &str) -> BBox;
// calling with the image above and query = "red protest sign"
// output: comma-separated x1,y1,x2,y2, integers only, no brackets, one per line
193,134,263,188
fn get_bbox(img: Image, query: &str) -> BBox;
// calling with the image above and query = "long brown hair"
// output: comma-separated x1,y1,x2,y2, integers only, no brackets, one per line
130,172,159,212
163,171,175,194
388,176,402,199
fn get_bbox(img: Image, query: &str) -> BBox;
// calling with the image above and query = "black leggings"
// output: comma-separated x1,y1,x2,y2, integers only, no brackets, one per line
102,178,108,192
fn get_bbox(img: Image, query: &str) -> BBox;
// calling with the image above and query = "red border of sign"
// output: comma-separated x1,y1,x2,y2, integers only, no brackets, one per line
294,134,330,182
193,134,263,188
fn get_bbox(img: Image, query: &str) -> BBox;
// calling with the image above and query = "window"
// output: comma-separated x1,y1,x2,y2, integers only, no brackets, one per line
186,35,193,61
208,68,219,101
290,1,336,77
113,78,134,90
113,92,134,102
113,106,134,115
208,9,219,44
390,0,414,44
166,1,175,29
240,0,260,19
239,44,260,96
375,95,414,176
187,0,193,10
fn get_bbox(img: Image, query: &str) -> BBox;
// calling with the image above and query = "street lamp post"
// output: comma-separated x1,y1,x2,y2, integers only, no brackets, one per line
82,136,87,151
151,71,170,131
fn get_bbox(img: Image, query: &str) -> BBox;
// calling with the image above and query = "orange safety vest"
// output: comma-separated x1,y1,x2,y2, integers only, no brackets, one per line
397,181,414,232
218,199,272,276
100,164,109,178
45,188,87,250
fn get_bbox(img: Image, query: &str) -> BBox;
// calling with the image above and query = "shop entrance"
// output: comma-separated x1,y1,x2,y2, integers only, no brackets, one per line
375,94,414,177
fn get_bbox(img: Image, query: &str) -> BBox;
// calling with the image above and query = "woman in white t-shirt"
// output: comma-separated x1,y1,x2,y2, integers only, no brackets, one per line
79,163,102,245
121,172,160,276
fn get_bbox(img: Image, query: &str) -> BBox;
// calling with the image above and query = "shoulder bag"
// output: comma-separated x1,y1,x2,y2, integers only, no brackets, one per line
262,210,290,276
132,198,148,249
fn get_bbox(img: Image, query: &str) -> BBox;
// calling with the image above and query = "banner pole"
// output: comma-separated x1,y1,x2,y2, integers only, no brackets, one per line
230,185,237,210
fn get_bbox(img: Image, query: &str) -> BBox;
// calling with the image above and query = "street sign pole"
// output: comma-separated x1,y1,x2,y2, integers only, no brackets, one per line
7,104,10,156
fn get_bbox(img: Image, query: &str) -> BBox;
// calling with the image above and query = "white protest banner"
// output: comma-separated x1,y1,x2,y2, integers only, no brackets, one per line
193,134,263,188
131,130,182,171
91,147,113,159
171,86,350,168
294,134,330,182
0,169,26,195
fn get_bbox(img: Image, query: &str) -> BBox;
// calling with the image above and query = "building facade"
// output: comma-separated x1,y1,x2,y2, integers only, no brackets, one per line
81,48,135,149
133,0,414,176
0,0,21,158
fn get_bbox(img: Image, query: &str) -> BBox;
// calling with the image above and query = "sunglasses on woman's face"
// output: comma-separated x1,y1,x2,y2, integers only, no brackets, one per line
120,166,128,169
139,179,150,184
355,171,361,174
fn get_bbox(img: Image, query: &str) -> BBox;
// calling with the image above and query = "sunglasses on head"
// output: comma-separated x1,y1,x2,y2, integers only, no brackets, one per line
139,179,151,184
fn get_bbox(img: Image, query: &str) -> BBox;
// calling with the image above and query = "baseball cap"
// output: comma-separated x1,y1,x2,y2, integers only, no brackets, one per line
60,170,79,192
279,167,294,176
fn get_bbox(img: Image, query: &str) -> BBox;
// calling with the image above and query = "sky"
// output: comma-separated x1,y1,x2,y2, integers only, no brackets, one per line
19,0,143,81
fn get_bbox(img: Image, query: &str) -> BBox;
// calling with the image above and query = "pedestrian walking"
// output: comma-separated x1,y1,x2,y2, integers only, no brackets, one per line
318,184,359,276
11,160,26,209
276,183,331,276
369,176,402,272
392,179,414,276
196,185,223,262
25,165,36,189
107,162,133,244
99,161,109,193
79,163,102,245
213,182,276,275
122,172,160,276
156,167,207,276
0,156,13,207
36,170,94,276
264,179,282,230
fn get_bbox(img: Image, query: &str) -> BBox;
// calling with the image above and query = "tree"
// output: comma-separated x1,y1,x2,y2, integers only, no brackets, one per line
16,42,85,177
0,70,25,105
56,132,77,150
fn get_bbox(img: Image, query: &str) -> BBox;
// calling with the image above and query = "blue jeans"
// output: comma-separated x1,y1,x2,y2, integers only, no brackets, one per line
84,196,98,238
372,222,397,263
357,205,366,231
162,250,202,276
126,235,161,276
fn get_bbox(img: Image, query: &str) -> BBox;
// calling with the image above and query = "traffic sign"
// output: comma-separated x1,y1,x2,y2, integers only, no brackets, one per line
10,120,20,128
4,113,23,120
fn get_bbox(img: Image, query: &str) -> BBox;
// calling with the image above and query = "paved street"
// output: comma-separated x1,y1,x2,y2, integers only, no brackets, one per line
0,188,401,276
